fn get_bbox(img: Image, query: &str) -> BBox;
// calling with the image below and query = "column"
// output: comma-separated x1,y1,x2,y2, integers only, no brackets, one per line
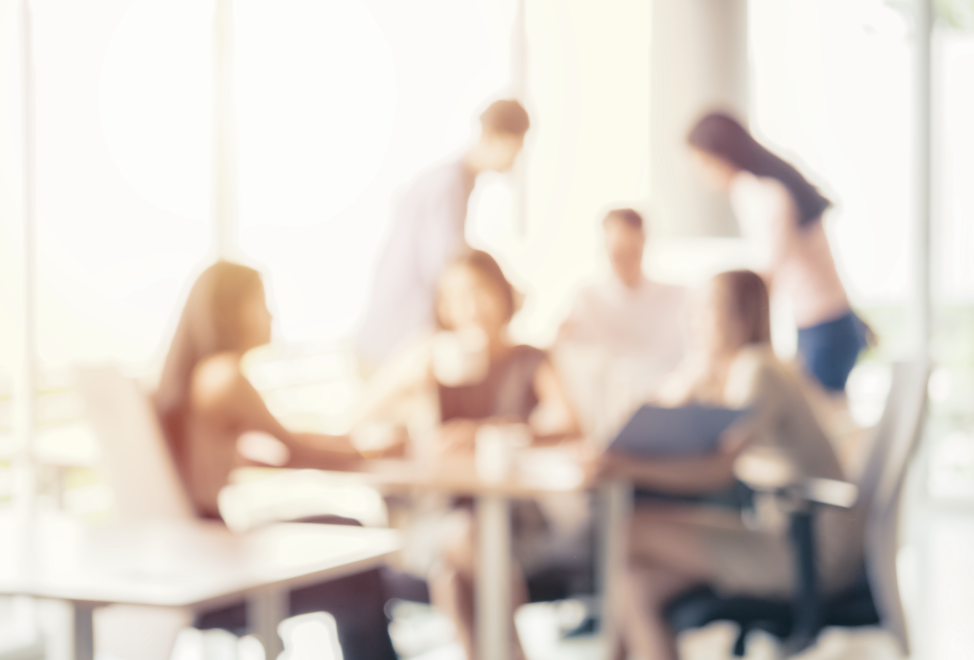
650,0,749,236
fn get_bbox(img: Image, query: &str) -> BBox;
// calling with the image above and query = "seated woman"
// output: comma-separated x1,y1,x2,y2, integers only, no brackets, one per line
356,250,580,659
154,261,396,660
598,270,862,660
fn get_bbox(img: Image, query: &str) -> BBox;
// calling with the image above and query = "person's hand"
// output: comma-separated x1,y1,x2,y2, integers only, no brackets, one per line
581,448,629,482
437,419,480,457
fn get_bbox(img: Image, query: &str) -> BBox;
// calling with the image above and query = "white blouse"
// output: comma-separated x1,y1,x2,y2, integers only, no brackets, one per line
729,172,850,329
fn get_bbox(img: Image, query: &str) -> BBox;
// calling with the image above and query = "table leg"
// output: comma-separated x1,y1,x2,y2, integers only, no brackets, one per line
248,586,287,660
69,601,96,660
598,479,632,660
476,494,511,660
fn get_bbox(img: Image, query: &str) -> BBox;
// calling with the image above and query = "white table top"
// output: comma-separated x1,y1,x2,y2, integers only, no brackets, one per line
0,516,400,610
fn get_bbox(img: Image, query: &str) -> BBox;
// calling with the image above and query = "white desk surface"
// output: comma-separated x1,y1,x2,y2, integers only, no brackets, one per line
0,517,400,610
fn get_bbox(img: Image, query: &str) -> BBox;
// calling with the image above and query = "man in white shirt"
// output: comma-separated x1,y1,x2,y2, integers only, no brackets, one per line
557,208,686,437
356,100,530,366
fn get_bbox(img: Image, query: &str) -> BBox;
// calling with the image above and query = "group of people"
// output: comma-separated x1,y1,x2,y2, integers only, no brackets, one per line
151,100,870,660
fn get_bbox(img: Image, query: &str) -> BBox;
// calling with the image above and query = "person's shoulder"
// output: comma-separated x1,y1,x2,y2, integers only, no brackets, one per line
410,158,467,194
190,353,250,412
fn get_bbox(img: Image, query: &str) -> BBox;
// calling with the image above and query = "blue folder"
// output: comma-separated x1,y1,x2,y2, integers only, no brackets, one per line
607,404,749,458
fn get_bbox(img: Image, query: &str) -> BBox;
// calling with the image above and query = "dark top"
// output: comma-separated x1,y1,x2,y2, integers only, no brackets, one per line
438,345,546,422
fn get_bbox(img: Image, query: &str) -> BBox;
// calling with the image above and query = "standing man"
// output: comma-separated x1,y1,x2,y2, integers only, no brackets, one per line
356,100,530,366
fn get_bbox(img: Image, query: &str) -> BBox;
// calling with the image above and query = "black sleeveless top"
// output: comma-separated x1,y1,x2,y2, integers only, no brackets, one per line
437,344,546,422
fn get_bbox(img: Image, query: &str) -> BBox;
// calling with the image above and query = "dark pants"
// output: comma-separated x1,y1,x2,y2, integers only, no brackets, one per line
196,515,404,660
797,311,867,392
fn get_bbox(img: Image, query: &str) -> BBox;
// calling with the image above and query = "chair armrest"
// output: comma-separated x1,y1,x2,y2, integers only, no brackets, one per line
734,450,857,653
801,478,857,509
734,448,858,509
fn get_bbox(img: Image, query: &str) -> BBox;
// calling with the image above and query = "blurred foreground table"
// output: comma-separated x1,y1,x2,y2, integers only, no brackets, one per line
0,516,400,660
228,448,627,660
361,454,630,660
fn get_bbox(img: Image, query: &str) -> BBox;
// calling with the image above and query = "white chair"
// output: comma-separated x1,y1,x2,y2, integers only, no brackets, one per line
77,367,194,523
665,360,930,657
77,368,194,660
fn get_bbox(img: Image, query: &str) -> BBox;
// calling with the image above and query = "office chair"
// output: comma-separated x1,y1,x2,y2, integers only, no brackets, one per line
664,360,930,657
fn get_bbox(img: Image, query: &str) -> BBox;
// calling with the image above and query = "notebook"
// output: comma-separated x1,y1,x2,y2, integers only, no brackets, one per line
607,404,749,458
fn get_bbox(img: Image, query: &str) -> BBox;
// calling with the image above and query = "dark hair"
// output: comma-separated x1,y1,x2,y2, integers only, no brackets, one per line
713,270,772,346
438,250,517,328
688,112,831,227
603,208,644,231
480,99,530,137
154,261,264,481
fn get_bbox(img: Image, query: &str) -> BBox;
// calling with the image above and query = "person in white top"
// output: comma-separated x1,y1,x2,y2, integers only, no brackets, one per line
356,100,530,367
687,112,867,393
557,208,686,435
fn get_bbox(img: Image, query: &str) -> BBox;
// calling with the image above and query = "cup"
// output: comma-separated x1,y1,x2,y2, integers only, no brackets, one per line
475,424,524,483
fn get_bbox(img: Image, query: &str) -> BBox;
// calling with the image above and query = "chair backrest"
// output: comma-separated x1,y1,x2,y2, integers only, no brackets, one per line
854,360,930,656
78,367,195,522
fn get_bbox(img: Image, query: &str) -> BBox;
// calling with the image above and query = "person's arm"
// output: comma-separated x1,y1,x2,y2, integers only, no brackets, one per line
599,438,744,494
529,358,581,443
349,335,434,427
192,354,360,470
555,290,591,345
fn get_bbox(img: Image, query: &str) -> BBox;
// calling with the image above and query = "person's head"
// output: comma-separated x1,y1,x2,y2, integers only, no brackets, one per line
437,250,516,342
692,270,771,358
472,99,529,173
602,208,646,288
687,112,831,226
155,262,271,465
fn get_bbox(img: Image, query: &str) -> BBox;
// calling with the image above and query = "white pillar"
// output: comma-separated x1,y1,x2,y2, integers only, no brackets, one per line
649,0,749,236
511,0,529,237
15,0,38,537
913,0,933,357
213,0,238,261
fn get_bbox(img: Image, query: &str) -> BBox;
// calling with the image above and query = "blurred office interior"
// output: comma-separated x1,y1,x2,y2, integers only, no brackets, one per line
2,1,974,659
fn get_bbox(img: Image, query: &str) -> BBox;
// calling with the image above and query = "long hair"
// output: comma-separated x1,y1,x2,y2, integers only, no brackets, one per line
688,112,831,227
714,269,772,348
154,262,263,479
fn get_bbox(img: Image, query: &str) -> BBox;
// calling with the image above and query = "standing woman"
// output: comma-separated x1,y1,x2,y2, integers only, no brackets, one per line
687,112,867,393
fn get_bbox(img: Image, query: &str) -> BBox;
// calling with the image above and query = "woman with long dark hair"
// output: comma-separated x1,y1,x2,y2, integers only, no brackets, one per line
155,261,397,660
687,112,868,392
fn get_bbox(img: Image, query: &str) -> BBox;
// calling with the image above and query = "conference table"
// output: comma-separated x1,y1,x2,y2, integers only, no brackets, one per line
282,447,632,660
0,515,401,660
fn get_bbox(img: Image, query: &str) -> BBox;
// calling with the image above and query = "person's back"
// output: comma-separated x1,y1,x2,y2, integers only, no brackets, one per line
356,99,530,365
357,160,476,363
